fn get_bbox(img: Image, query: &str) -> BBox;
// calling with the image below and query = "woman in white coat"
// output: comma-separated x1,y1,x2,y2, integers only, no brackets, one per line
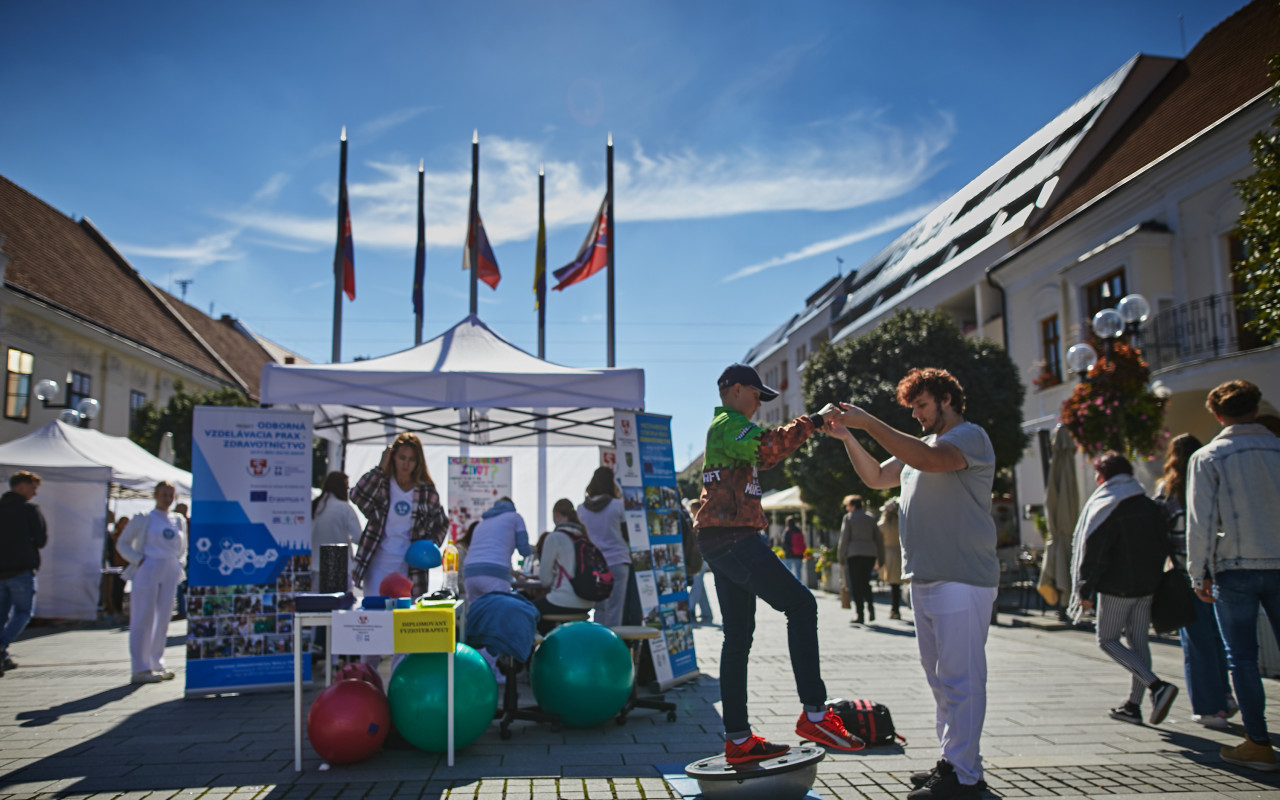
310,471,361,591
118,482,187,684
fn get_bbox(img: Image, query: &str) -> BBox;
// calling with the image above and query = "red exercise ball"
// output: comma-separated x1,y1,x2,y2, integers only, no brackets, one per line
306,678,391,765
379,571,413,598
336,661,385,694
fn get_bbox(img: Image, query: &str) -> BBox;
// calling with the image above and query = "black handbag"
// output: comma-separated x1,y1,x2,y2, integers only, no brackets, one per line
1151,561,1197,634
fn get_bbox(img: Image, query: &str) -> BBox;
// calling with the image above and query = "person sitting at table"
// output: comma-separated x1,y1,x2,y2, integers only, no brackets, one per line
533,499,597,634
462,497,531,601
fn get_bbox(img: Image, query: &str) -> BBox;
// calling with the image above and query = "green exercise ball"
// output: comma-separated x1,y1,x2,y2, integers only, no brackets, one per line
530,621,634,727
387,644,498,752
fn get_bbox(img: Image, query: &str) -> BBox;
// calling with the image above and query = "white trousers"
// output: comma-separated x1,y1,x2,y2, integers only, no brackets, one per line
129,558,183,674
911,579,997,786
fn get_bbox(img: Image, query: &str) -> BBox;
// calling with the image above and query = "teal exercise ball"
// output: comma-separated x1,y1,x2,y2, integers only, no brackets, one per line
530,621,633,727
387,644,498,752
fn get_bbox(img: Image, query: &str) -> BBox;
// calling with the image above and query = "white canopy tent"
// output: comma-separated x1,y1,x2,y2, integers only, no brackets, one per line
261,315,646,534
761,485,811,544
0,421,194,620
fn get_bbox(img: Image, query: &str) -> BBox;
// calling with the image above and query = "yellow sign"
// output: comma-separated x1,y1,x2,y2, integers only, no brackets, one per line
392,607,455,653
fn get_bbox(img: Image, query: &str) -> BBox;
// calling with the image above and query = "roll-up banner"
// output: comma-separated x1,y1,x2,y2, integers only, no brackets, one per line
614,411,699,685
446,456,512,543
186,406,313,695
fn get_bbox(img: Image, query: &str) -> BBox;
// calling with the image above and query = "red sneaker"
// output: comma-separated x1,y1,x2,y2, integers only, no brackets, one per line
724,735,791,765
795,709,865,751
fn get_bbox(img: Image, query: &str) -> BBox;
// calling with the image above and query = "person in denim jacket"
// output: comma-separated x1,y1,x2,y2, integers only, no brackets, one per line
1188,379,1280,772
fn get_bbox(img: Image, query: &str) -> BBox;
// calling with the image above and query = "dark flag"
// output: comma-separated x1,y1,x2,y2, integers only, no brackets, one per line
552,193,609,291
335,144,356,301
413,160,426,321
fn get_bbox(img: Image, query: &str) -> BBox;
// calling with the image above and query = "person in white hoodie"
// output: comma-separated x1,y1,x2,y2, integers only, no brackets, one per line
118,482,186,684
577,467,630,627
461,497,531,601
534,499,597,634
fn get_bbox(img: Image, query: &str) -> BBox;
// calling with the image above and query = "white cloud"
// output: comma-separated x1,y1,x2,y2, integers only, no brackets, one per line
252,172,290,203
721,202,939,283
116,229,242,268
150,112,956,271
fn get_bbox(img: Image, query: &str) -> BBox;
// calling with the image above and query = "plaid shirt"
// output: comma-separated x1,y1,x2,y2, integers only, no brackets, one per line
350,466,449,595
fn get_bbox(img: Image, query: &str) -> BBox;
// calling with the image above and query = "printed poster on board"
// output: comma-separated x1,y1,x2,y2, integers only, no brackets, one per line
447,457,512,542
186,406,313,695
615,411,698,685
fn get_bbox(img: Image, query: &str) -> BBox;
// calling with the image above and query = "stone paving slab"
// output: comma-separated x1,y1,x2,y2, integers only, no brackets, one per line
4,587,1280,798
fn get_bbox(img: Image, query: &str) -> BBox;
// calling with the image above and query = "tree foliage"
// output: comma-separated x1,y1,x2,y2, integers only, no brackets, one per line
1234,53,1280,343
785,308,1027,530
130,380,254,471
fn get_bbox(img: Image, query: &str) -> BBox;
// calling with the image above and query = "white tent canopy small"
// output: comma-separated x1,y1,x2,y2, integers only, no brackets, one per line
261,315,645,448
0,421,194,620
260,315,646,534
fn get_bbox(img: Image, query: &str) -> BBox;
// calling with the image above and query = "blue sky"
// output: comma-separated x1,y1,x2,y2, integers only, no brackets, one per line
1,0,1247,468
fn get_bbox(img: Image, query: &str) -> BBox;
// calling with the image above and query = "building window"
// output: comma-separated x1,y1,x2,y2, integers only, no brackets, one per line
68,371,92,410
796,344,807,365
1038,315,1062,387
1084,268,1127,320
5,348,34,421
130,390,147,435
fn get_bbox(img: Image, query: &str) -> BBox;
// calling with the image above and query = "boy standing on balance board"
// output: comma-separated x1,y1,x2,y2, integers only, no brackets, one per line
694,363,862,764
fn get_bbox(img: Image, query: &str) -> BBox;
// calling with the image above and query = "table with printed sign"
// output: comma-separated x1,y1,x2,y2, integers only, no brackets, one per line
292,602,463,771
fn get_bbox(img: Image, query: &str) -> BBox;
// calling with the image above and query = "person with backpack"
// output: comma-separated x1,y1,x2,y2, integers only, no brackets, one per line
577,467,630,627
782,515,807,581
534,499,603,634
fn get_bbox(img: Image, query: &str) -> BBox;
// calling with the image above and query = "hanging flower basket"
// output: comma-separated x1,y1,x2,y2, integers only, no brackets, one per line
1059,340,1167,459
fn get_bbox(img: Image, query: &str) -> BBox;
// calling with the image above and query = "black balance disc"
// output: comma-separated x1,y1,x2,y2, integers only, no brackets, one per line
684,745,824,800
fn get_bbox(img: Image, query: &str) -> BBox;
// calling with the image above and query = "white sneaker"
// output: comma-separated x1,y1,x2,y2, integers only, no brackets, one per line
1194,710,1231,729
156,669,176,681
131,670,163,684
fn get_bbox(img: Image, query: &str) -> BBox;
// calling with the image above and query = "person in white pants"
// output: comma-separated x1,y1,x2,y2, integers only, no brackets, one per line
118,482,187,684
824,368,1000,800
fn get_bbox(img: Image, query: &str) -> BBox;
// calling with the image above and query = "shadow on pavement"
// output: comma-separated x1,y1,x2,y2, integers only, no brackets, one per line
16,684,144,727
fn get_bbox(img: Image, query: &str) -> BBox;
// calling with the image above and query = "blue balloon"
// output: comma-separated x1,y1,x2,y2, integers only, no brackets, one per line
406,539,442,570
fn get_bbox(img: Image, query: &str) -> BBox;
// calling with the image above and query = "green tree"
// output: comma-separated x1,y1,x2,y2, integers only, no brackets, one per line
130,380,254,471
1234,53,1280,343
785,308,1026,529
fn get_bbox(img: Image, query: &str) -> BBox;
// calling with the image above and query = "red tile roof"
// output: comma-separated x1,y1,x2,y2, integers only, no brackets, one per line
1032,0,1279,234
0,174,241,389
160,293,275,401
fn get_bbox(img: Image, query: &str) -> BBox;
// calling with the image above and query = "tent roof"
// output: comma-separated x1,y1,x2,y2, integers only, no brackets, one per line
260,316,646,447
0,420,192,494
761,485,809,511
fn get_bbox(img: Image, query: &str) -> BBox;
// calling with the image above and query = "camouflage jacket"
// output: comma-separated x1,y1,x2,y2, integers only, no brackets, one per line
694,406,815,534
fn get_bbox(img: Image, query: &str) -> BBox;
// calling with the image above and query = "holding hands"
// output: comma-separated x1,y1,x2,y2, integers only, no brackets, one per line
814,401,871,435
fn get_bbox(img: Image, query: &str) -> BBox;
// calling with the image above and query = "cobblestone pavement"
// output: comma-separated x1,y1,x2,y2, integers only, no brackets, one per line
3,582,1279,799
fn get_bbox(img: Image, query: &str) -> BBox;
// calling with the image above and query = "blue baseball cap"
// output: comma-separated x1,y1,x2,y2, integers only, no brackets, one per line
717,363,778,401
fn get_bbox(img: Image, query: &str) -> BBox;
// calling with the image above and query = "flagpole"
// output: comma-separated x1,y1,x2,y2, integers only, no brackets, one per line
415,159,425,346
537,164,546,359
332,126,347,364
469,130,479,317
606,132,615,368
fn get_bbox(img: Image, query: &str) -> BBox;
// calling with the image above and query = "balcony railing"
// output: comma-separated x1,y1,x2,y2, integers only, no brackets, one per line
1141,292,1268,372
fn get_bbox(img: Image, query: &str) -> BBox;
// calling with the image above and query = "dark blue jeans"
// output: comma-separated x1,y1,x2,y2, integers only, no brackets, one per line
0,571,37,657
1213,569,1280,742
702,531,826,737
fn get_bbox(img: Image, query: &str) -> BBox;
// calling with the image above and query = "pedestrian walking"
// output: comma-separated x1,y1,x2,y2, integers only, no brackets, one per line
0,471,47,675
1187,379,1280,772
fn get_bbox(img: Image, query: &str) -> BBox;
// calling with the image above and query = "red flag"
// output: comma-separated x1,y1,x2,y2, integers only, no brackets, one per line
552,193,609,291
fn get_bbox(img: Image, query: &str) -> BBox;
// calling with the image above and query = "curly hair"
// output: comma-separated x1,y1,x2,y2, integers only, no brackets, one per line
896,367,966,414
1206,379,1261,420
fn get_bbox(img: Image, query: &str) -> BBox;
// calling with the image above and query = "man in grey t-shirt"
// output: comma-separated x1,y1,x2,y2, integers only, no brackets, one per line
823,367,998,800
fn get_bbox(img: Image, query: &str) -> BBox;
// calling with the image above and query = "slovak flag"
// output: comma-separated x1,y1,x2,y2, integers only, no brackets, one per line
335,171,356,300
553,193,609,291
462,206,501,289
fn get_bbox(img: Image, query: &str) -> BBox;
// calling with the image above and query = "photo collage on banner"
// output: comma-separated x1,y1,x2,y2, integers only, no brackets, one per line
186,406,313,695
446,457,512,543
615,412,698,684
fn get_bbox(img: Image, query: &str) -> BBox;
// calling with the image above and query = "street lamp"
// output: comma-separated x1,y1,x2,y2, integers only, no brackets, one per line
34,379,101,427
1065,342,1098,382
1076,292,1151,364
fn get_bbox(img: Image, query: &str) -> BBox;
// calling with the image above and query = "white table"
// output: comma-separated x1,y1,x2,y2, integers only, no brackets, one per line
292,604,462,771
